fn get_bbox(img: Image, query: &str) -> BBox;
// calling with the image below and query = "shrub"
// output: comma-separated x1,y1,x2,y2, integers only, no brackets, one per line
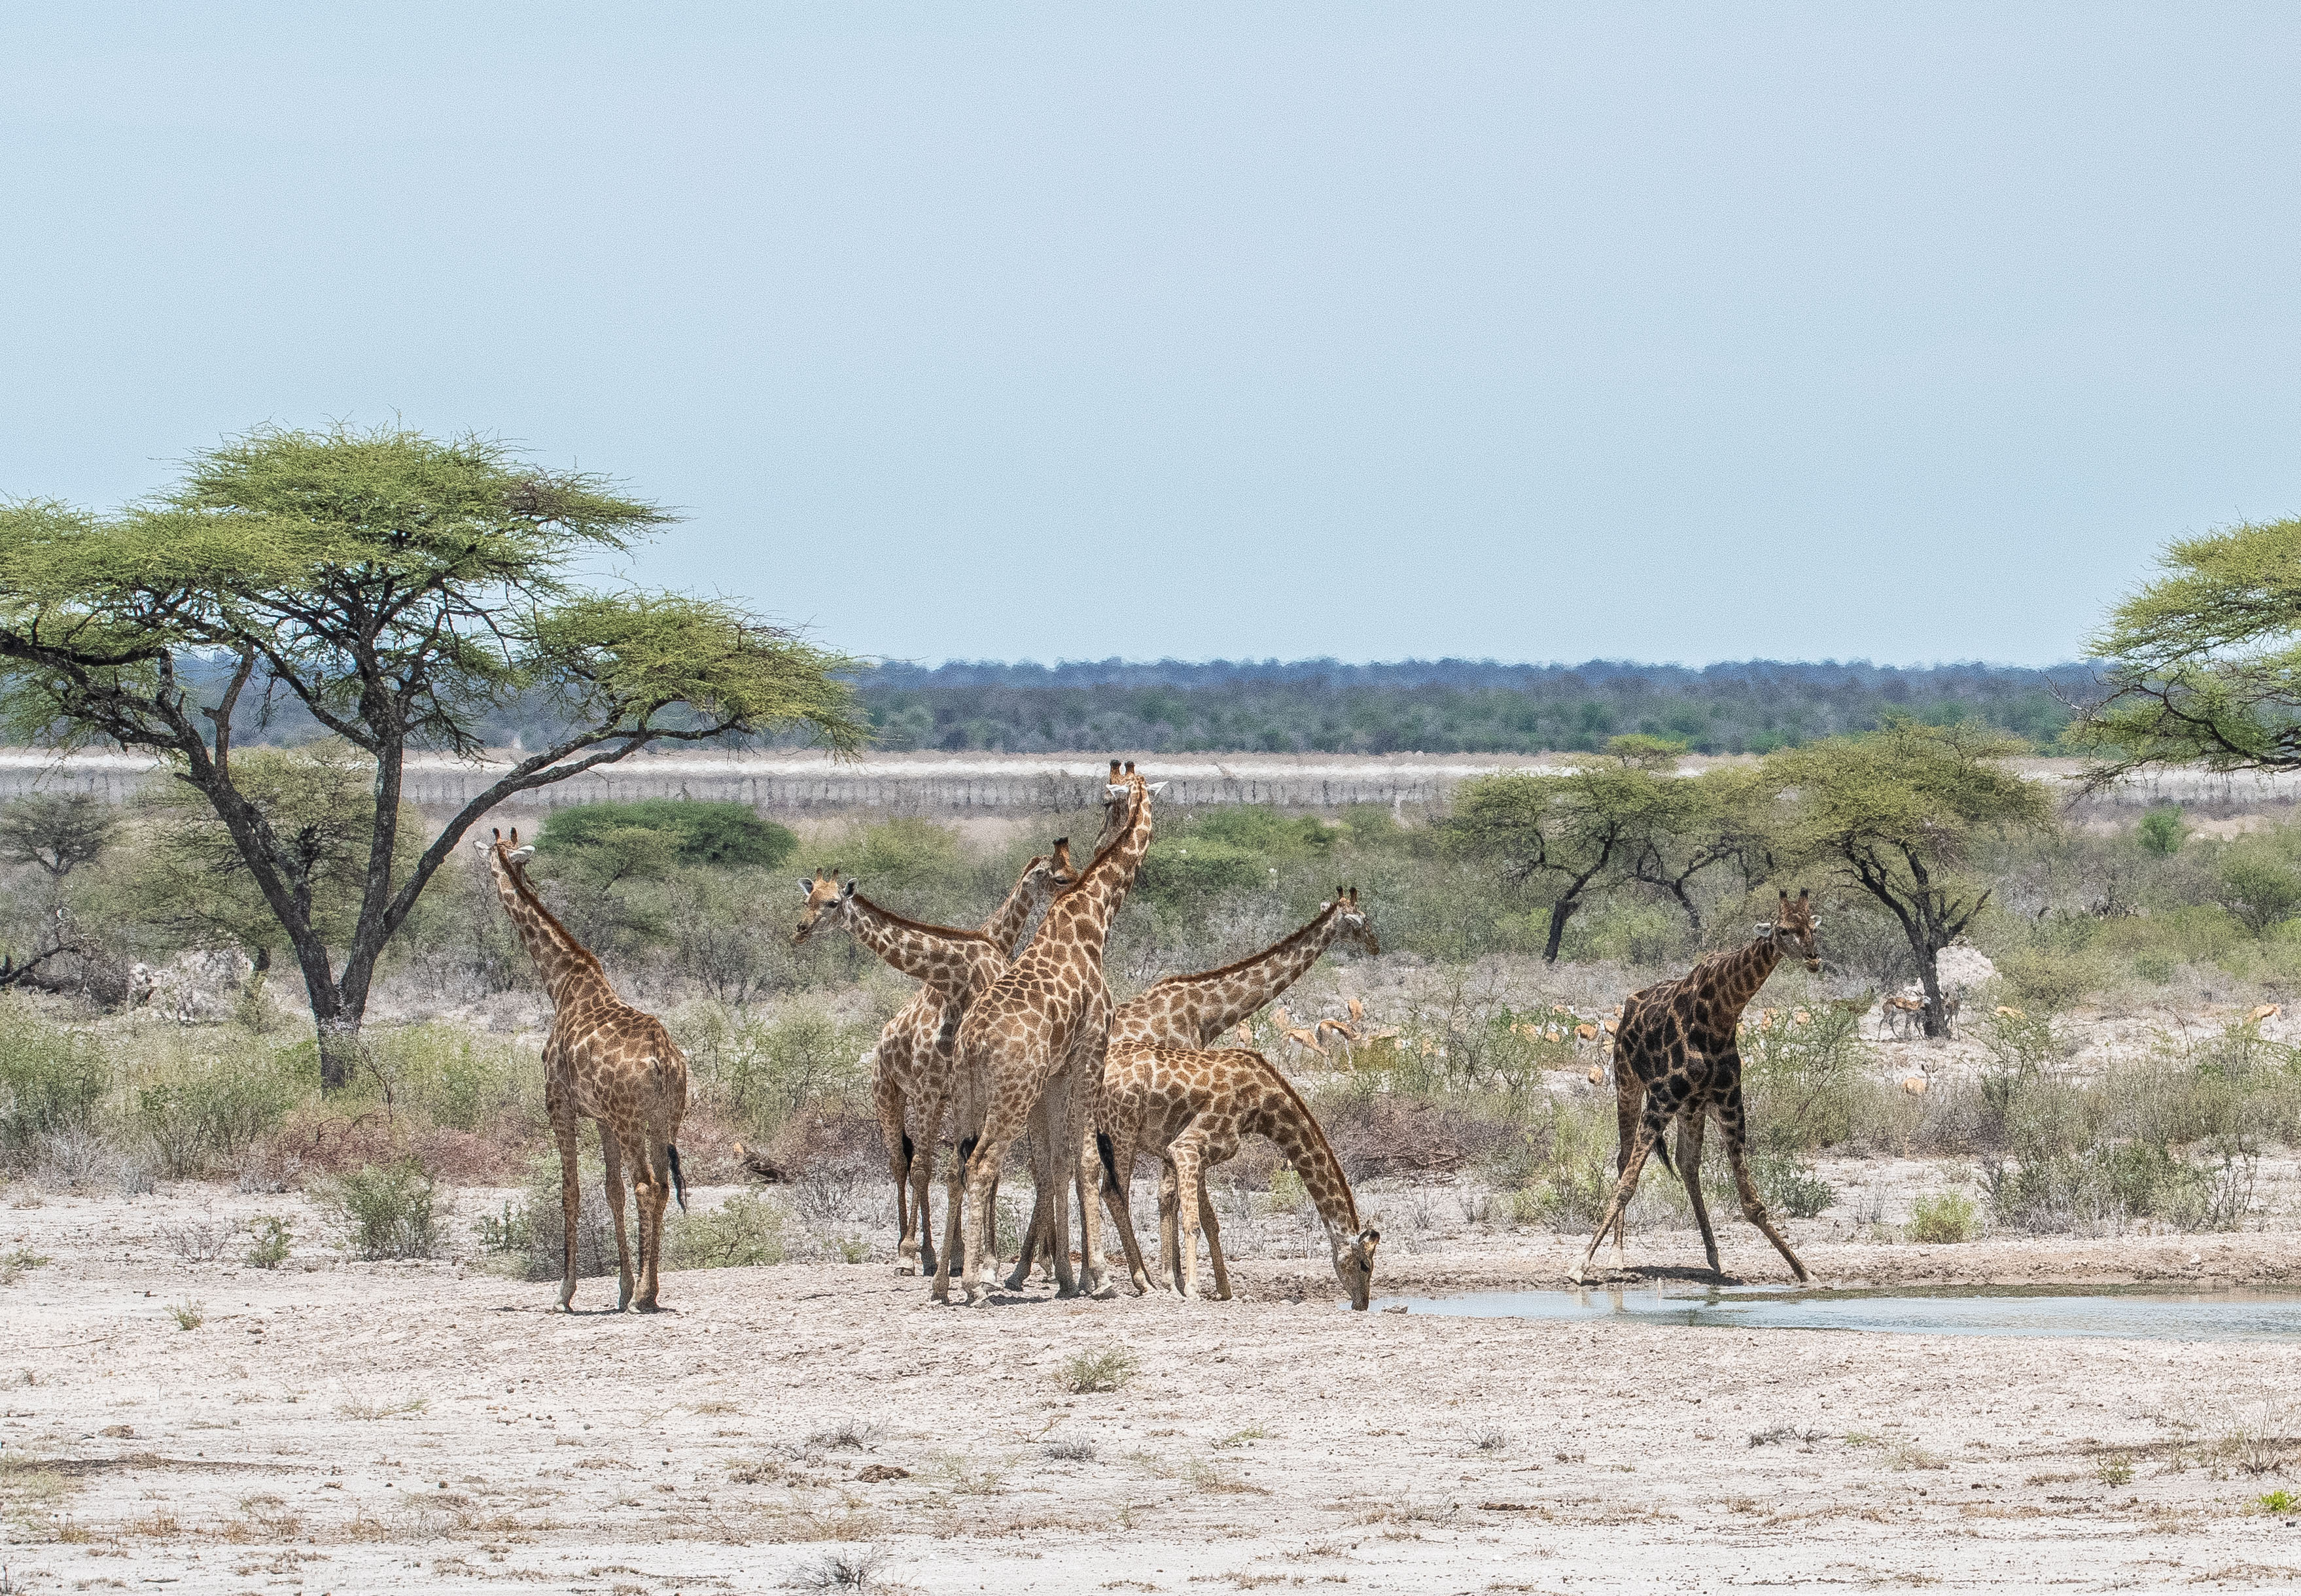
244,1217,292,1270
169,1298,205,1330
2137,807,2188,857
0,1001,107,1158
539,799,796,869
1057,1347,1139,1394
666,1194,786,1270
1996,946,2109,1012
1751,1153,1835,1219
132,1049,302,1178
1739,1003,1868,1154
2217,842,2301,937
318,1160,442,1260
363,1025,534,1132
489,1150,620,1281
1907,1190,1979,1243
686,1003,872,1141
1136,838,1266,906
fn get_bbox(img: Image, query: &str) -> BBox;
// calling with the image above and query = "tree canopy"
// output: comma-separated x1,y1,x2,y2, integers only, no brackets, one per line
1767,720,2052,1034
0,424,864,1086
2075,516,2301,778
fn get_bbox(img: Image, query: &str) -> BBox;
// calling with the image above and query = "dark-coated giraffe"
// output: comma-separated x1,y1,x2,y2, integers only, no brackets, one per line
1571,889,1822,1285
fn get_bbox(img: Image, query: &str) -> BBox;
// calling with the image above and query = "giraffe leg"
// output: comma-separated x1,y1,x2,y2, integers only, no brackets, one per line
1071,1037,1112,1297
1610,1060,1644,1272
932,1079,979,1305
912,1086,946,1279
1168,1139,1207,1301
600,1128,635,1313
1036,1077,1081,1299
1571,1109,1666,1285
1677,1110,1721,1277
1157,1158,1183,1292
550,1096,580,1312
875,1061,917,1275
633,1136,671,1311
1006,1109,1050,1291
1095,1119,1153,1295
1197,1183,1232,1302
1721,1090,1810,1283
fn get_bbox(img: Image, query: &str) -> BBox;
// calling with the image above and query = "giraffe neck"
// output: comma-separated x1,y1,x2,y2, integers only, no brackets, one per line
1242,1058,1360,1238
1710,936,1783,1018
841,893,1000,1002
1137,903,1346,1045
487,855,614,1011
977,864,1053,960
1044,782,1153,959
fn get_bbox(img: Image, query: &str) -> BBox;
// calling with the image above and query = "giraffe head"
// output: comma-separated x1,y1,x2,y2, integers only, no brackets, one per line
1329,886,1379,957
472,825,537,871
792,869,856,945
1332,1224,1380,1310
1757,888,1821,972
1091,760,1165,854
1026,837,1080,892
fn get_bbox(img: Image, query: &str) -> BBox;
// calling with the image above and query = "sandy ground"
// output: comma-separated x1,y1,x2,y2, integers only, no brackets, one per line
7,1187,2301,1595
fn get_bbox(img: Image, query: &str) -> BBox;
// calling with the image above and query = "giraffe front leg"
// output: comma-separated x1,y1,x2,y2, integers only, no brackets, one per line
1571,1110,1665,1286
1722,1090,1810,1283
550,1100,581,1312
1677,1111,1721,1277
1035,1080,1080,1299
1095,1125,1153,1296
1006,1113,1050,1291
1168,1139,1207,1301
911,1089,945,1279
600,1128,635,1312
1157,1159,1183,1292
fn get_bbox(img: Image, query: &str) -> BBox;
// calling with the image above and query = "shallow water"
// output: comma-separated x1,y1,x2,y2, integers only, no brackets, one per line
1386,1283,2301,1340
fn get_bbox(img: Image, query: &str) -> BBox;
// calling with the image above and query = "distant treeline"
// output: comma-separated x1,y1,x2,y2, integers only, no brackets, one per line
160,654,2090,755
852,658,2091,755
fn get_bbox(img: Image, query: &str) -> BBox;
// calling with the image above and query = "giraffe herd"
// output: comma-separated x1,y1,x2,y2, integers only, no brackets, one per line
476,765,1825,1315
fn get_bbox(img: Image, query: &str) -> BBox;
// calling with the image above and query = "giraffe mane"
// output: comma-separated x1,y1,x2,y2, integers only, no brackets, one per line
845,890,1002,949
1135,901,1342,998
497,852,610,982
1235,1047,1359,1232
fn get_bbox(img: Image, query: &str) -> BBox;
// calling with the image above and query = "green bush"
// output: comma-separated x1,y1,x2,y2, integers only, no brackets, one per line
1995,946,2109,1012
244,1216,292,1269
666,1194,787,1270
0,1000,107,1158
132,1049,302,1177
684,1003,872,1139
2137,807,2188,857
489,1150,624,1281
2217,842,2301,936
1908,1190,1979,1243
1749,1153,1835,1219
539,799,796,869
1136,837,1267,905
1739,1003,1869,1154
835,817,968,894
319,1160,442,1260
1187,807,1336,858
364,1024,535,1132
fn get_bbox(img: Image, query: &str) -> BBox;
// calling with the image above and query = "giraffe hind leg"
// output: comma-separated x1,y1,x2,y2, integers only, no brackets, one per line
600,1126,635,1312
1677,1111,1721,1276
1722,1097,1810,1283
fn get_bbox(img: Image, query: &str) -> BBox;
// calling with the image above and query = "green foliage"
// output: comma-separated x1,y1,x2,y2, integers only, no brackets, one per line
1057,1347,1140,1394
132,1048,302,1177
538,799,796,869
1996,945,2111,1011
843,817,967,894
0,793,115,878
317,1160,442,1260
2137,807,2188,857
1907,1190,1979,1243
244,1217,292,1270
682,1003,873,1139
0,998,107,1157
2078,516,2301,777
1750,1153,1836,1219
1739,1003,1870,1153
360,1024,536,1132
169,1298,205,1330
1138,837,1267,905
2216,837,2301,935
667,1194,788,1270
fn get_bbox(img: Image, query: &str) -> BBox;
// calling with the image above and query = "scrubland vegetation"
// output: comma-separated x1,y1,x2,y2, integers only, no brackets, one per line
7,736,2301,1273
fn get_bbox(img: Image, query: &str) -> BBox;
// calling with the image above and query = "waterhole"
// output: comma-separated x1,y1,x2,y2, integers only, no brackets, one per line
1385,1283,2301,1340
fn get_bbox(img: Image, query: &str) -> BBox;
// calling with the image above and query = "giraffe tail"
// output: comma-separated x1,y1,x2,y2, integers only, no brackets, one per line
666,1145,688,1211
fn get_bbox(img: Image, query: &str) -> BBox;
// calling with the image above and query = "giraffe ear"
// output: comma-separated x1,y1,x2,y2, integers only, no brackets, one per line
841,880,856,900
1147,780,1167,795
798,877,814,895
1755,922,1775,937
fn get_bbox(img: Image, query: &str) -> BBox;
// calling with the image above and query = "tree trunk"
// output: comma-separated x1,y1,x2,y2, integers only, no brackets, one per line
1543,896,1576,963
1912,939,1949,1039
315,1013,366,1095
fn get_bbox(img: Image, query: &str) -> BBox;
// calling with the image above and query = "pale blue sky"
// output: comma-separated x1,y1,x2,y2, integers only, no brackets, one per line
5,5,2298,667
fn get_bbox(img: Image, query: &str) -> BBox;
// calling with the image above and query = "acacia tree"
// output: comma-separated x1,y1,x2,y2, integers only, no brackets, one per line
2073,516,2301,778
1445,740,1690,962
1766,720,2051,1036
0,425,862,1087
1617,761,1777,935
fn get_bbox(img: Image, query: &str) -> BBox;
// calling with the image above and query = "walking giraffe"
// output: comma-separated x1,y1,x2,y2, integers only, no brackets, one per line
475,827,688,1312
1572,889,1823,1285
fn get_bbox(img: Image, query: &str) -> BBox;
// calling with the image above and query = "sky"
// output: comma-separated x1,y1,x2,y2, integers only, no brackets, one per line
4,4,2299,669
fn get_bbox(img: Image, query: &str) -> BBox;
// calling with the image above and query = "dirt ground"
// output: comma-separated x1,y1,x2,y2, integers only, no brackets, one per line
7,1187,2301,1595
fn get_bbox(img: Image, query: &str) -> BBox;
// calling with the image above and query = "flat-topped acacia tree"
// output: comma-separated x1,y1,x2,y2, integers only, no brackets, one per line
0,425,863,1088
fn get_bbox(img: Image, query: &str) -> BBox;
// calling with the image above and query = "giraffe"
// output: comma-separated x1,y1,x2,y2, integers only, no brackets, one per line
1013,888,1379,1287
836,841,1076,1274
937,761,1159,1306
474,827,688,1313
1093,1045,1379,1307
1571,889,1823,1286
